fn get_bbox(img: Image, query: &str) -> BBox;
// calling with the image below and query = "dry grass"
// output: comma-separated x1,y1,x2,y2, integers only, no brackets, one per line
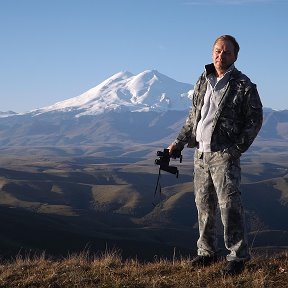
0,250,287,288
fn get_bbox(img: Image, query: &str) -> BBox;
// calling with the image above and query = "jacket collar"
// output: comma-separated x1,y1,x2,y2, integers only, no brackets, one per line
204,63,236,78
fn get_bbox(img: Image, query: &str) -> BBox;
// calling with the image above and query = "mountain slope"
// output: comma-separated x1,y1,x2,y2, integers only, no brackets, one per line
1,70,288,150
0,111,17,118
27,70,193,117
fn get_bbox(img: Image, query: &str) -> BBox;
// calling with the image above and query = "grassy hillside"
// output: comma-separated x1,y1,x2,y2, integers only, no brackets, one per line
0,147,287,261
0,250,287,288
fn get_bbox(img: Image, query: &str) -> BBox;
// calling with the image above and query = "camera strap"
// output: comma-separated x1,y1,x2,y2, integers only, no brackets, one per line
152,167,162,206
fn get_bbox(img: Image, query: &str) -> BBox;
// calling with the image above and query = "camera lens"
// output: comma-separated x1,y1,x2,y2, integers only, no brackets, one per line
157,151,163,156
155,159,161,165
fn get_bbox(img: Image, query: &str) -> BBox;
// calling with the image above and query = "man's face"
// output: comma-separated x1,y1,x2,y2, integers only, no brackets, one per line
212,39,236,75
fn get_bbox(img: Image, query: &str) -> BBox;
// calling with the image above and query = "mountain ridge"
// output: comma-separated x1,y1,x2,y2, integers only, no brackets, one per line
0,71,285,117
22,70,193,118
1,70,288,149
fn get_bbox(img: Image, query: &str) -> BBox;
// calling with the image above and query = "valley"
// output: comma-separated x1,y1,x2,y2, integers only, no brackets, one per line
0,143,287,260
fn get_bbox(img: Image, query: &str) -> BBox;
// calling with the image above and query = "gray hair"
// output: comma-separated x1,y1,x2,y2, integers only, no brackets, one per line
214,35,240,59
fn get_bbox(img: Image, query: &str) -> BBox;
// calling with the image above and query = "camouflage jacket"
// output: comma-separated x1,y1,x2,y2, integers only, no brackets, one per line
175,64,263,158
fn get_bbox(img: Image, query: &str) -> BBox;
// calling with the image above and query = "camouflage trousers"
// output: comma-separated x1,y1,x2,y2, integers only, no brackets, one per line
194,149,250,261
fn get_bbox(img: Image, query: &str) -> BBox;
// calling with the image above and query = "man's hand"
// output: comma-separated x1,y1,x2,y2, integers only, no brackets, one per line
167,143,178,158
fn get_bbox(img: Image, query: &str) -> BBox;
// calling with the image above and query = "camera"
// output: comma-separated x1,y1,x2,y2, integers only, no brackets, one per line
154,148,182,177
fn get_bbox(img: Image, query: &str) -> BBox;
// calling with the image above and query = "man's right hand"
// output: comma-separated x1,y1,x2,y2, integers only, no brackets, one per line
167,143,178,157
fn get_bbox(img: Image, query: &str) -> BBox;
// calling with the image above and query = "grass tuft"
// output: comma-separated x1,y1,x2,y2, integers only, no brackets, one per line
0,250,287,287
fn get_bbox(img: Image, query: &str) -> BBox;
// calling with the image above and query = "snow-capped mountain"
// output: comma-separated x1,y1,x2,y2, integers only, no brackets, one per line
0,111,17,118
28,70,193,117
0,70,286,150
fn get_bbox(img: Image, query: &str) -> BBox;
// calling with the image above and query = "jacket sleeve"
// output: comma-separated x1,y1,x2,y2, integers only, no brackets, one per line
229,83,263,158
174,107,195,150
173,74,205,150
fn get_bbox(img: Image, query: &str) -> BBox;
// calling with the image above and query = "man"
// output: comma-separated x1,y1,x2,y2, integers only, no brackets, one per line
168,35,263,275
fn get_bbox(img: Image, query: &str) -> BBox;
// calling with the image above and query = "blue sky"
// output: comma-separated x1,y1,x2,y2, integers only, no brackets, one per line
1,0,287,112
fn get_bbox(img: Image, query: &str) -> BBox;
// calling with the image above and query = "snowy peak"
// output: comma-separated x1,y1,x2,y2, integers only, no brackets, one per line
30,70,193,117
126,70,193,109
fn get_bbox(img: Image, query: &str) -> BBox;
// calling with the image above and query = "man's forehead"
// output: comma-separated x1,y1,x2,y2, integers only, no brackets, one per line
214,40,234,51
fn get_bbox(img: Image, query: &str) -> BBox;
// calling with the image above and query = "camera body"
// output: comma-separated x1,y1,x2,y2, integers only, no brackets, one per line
154,148,182,177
